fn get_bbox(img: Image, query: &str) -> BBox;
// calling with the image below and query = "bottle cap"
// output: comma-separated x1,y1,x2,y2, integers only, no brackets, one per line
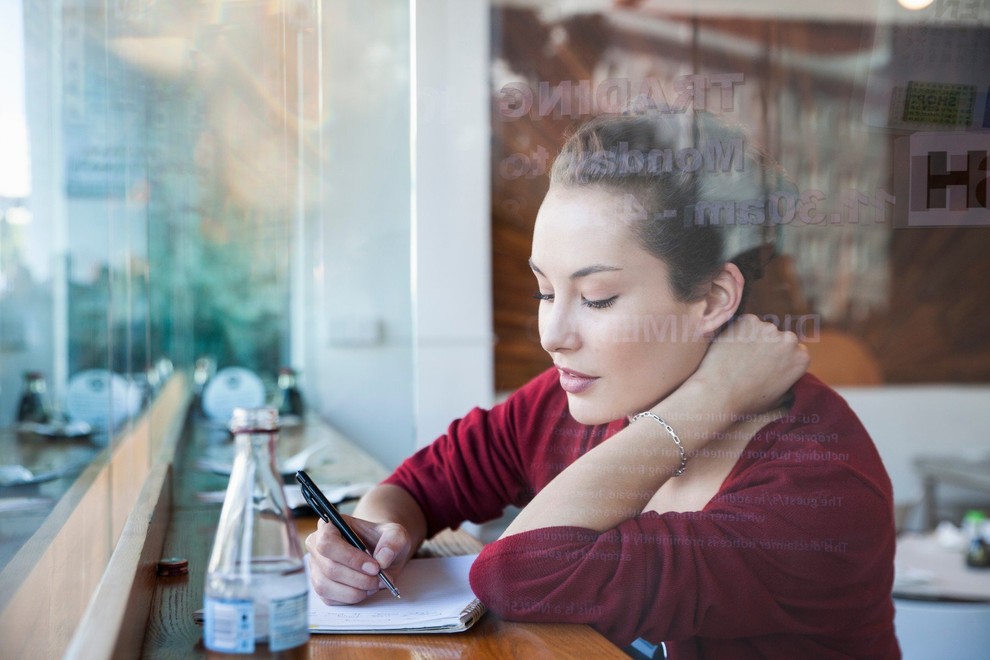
157,557,189,577
229,406,280,433
277,368,298,388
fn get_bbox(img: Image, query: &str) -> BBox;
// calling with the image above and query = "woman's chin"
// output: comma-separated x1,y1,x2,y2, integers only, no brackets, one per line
566,397,626,426
566,389,672,426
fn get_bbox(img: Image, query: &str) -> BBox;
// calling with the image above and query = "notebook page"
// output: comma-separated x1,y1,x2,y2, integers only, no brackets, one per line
308,553,482,632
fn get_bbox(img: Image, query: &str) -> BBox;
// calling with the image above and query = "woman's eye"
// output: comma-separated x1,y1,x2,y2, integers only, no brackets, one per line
582,295,618,310
532,292,554,302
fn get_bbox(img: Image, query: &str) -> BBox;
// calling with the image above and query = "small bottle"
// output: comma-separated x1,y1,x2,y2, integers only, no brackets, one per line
963,510,990,569
204,407,309,655
16,371,52,424
193,357,217,415
274,368,305,420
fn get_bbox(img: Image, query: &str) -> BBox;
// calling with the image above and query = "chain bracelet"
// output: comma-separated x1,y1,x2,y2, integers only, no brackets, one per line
630,411,687,477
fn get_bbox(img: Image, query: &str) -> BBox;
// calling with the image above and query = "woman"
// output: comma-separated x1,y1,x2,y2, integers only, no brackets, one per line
307,113,899,658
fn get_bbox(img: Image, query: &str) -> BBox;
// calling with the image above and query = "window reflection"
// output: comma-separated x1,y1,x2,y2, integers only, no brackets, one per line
0,0,322,571
490,2,990,390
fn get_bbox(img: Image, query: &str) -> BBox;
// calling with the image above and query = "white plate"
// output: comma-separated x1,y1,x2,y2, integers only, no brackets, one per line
0,465,62,488
200,367,266,423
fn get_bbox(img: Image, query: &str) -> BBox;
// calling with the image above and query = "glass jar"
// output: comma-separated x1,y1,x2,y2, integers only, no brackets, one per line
16,371,52,424
274,367,305,420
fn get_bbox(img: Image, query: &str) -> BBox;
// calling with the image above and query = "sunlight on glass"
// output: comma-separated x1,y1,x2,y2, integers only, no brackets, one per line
897,0,935,9
0,2,30,198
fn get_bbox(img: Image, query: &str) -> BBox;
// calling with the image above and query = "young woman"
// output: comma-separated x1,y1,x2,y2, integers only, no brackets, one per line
307,113,899,659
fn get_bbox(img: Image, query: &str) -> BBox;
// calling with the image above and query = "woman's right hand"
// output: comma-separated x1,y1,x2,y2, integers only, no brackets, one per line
305,515,413,605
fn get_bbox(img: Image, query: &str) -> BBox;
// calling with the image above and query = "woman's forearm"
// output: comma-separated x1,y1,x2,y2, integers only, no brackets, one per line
353,483,429,552
503,378,731,535
502,316,807,537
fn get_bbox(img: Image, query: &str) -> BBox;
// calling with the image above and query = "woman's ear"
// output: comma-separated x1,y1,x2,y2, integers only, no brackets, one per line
698,262,744,336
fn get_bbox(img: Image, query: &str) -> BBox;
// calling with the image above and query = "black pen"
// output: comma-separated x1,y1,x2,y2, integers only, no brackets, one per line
295,470,401,598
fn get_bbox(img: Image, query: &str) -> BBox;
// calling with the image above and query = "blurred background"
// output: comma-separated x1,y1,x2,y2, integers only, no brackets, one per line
1,0,989,578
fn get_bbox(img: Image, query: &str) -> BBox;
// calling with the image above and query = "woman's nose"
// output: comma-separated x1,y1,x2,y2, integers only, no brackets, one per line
539,303,581,354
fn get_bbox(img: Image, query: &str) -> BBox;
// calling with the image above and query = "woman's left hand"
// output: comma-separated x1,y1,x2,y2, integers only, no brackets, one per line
687,314,810,419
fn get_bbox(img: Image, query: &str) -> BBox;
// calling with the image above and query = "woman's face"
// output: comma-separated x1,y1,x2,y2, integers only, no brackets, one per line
530,185,711,425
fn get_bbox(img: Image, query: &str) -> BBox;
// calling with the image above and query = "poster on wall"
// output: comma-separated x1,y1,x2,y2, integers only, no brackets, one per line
864,5,990,227
895,130,989,227
863,8,990,132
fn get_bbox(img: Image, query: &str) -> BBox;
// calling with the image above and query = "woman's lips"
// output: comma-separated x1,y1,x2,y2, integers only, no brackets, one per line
557,367,598,394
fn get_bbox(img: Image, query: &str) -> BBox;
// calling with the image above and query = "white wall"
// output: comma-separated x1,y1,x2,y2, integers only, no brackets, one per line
837,384,990,526
302,2,416,470
412,0,495,448
304,0,493,469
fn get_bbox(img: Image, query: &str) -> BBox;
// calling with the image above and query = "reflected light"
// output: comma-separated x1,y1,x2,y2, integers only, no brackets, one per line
898,0,935,9
5,206,33,226
0,1,31,198
108,37,193,79
0,119,31,196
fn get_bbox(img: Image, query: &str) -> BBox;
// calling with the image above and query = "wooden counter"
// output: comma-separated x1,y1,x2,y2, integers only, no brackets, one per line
0,376,191,660
141,417,627,659
0,428,102,570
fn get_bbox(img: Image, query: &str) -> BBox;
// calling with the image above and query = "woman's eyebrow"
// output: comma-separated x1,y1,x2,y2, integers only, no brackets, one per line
570,264,622,279
528,259,622,280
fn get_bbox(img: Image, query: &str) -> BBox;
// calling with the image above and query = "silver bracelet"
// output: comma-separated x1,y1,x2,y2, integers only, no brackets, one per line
630,412,687,477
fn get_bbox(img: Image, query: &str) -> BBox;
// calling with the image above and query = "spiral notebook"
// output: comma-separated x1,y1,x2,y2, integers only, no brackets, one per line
308,553,486,634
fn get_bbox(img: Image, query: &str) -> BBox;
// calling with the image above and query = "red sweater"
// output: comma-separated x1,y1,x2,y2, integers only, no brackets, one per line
385,370,900,659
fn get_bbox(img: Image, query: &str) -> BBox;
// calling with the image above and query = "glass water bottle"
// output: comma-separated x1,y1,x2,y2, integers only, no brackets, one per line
204,407,309,655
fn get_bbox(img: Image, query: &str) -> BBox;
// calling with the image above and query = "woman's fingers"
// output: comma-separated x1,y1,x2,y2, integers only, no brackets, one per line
698,314,810,416
305,517,413,605
305,519,386,605
371,521,412,570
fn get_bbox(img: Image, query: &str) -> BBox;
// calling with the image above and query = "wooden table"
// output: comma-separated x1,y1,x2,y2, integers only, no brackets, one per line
304,616,622,659
142,417,626,658
893,532,990,659
894,532,990,602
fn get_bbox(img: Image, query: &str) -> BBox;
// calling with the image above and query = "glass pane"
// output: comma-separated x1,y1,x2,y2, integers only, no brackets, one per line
490,2,990,390
0,0,415,572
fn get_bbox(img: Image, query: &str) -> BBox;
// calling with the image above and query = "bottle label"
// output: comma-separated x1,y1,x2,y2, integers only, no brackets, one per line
204,596,254,653
269,591,309,651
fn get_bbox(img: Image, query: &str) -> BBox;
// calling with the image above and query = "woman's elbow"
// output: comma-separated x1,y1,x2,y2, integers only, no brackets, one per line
469,543,552,621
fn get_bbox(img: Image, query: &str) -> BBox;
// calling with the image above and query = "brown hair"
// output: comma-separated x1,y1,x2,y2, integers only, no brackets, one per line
549,111,790,314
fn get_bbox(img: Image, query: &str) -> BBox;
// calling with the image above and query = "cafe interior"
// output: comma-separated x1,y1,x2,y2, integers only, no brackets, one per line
1,0,989,657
